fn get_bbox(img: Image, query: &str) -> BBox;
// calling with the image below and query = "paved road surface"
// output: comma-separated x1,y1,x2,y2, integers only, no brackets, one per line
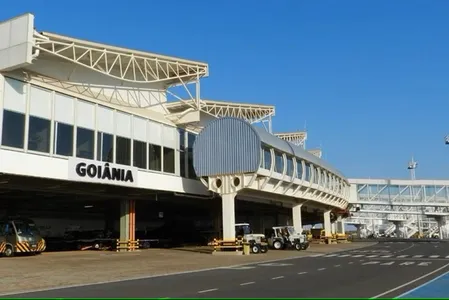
4,241,449,298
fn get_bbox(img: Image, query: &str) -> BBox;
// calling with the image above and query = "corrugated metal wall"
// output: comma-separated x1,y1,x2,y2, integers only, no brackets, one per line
193,117,261,177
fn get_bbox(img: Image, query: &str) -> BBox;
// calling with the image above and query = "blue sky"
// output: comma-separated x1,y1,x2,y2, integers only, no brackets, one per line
2,1,449,180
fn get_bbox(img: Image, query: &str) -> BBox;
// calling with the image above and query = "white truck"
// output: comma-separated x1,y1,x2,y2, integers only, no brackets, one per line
235,223,268,254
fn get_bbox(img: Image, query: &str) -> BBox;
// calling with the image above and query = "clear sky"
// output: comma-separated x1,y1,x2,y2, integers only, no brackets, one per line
2,0,449,180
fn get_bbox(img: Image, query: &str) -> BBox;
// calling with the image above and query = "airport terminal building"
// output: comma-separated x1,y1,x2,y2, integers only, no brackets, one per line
0,13,351,251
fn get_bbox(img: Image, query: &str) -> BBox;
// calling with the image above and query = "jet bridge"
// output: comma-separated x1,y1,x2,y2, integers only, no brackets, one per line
193,117,350,240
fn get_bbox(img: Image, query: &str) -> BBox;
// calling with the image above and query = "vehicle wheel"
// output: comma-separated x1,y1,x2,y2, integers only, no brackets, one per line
301,243,309,250
260,245,268,253
295,243,301,251
143,241,151,249
251,244,261,254
4,245,13,257
273,240,283,250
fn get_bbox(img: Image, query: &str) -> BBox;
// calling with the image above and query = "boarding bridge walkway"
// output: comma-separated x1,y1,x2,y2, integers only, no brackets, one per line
347,179,449,239
192,117,351,240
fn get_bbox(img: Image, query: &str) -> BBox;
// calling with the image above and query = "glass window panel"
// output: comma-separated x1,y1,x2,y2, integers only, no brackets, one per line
116,136,131,166
286,157,294,177
54,122,73,156
305,163,311,181
97,132,113,162
263,148,271,170
178,128,185,150
28,116,51,153
163,147,175,173
148,143,161,171
187,148,196,178
296,161,303,179
178,129,186,177
2,110,25,149
275,151,284,173
133,140,146,169
187,132,196,148
76,127,94,159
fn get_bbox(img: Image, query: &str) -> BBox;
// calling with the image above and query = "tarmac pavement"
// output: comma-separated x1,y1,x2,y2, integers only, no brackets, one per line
4,241,449,298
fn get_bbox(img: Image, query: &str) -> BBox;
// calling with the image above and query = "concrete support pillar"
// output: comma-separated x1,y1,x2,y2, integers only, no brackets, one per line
323,210,332,237
292,204,303,234
336,216,345,234
222,193,236,241
119,199,136,251
355,224,362,238
331,222,336,234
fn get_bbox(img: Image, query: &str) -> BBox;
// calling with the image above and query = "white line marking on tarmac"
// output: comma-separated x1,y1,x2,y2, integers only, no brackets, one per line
394,243,415,254
318,268,326,271
366,255,379,258
339,254,350,257
325,254,338,257
271,276,284,280
353,254,364,257
240,282,255,286
298,272,308,275
335,264,341,267
413,255,424,258
362,261,380,265
380,261,395,266
397,255,408,258
381,255,393,258
348,262,354,264
430,255,440,258
418,262,432,266
198,288,218,294
371,262,449,299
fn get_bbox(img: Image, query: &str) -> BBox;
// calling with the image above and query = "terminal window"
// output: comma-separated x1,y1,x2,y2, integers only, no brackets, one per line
28,116,50,153
116,136,131,166
76,127,95,159
97,132,113,162
286,156,294,177
1,109,25,149
133,140,146,169
179,129,186,177
296,161,303,179
187,133,196,178
274,151,284,173
54,122,73,156
262,147,271,170
148,144,162,171
163,147,175,174
305,163,311,182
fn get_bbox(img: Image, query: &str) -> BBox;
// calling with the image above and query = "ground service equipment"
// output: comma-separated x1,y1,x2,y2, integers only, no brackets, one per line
0,217,46,257
235,223,268,254
266,226,309,250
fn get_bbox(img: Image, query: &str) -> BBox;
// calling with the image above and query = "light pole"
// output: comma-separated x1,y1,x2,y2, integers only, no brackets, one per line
408,156,418,180
408,156,420,237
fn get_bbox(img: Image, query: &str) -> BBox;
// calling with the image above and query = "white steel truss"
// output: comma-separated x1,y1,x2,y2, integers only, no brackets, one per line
34,31,208,84
165,99,276,133
8,27,210,121
307,149,323,158
26,72,171,109
275,131,307,149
